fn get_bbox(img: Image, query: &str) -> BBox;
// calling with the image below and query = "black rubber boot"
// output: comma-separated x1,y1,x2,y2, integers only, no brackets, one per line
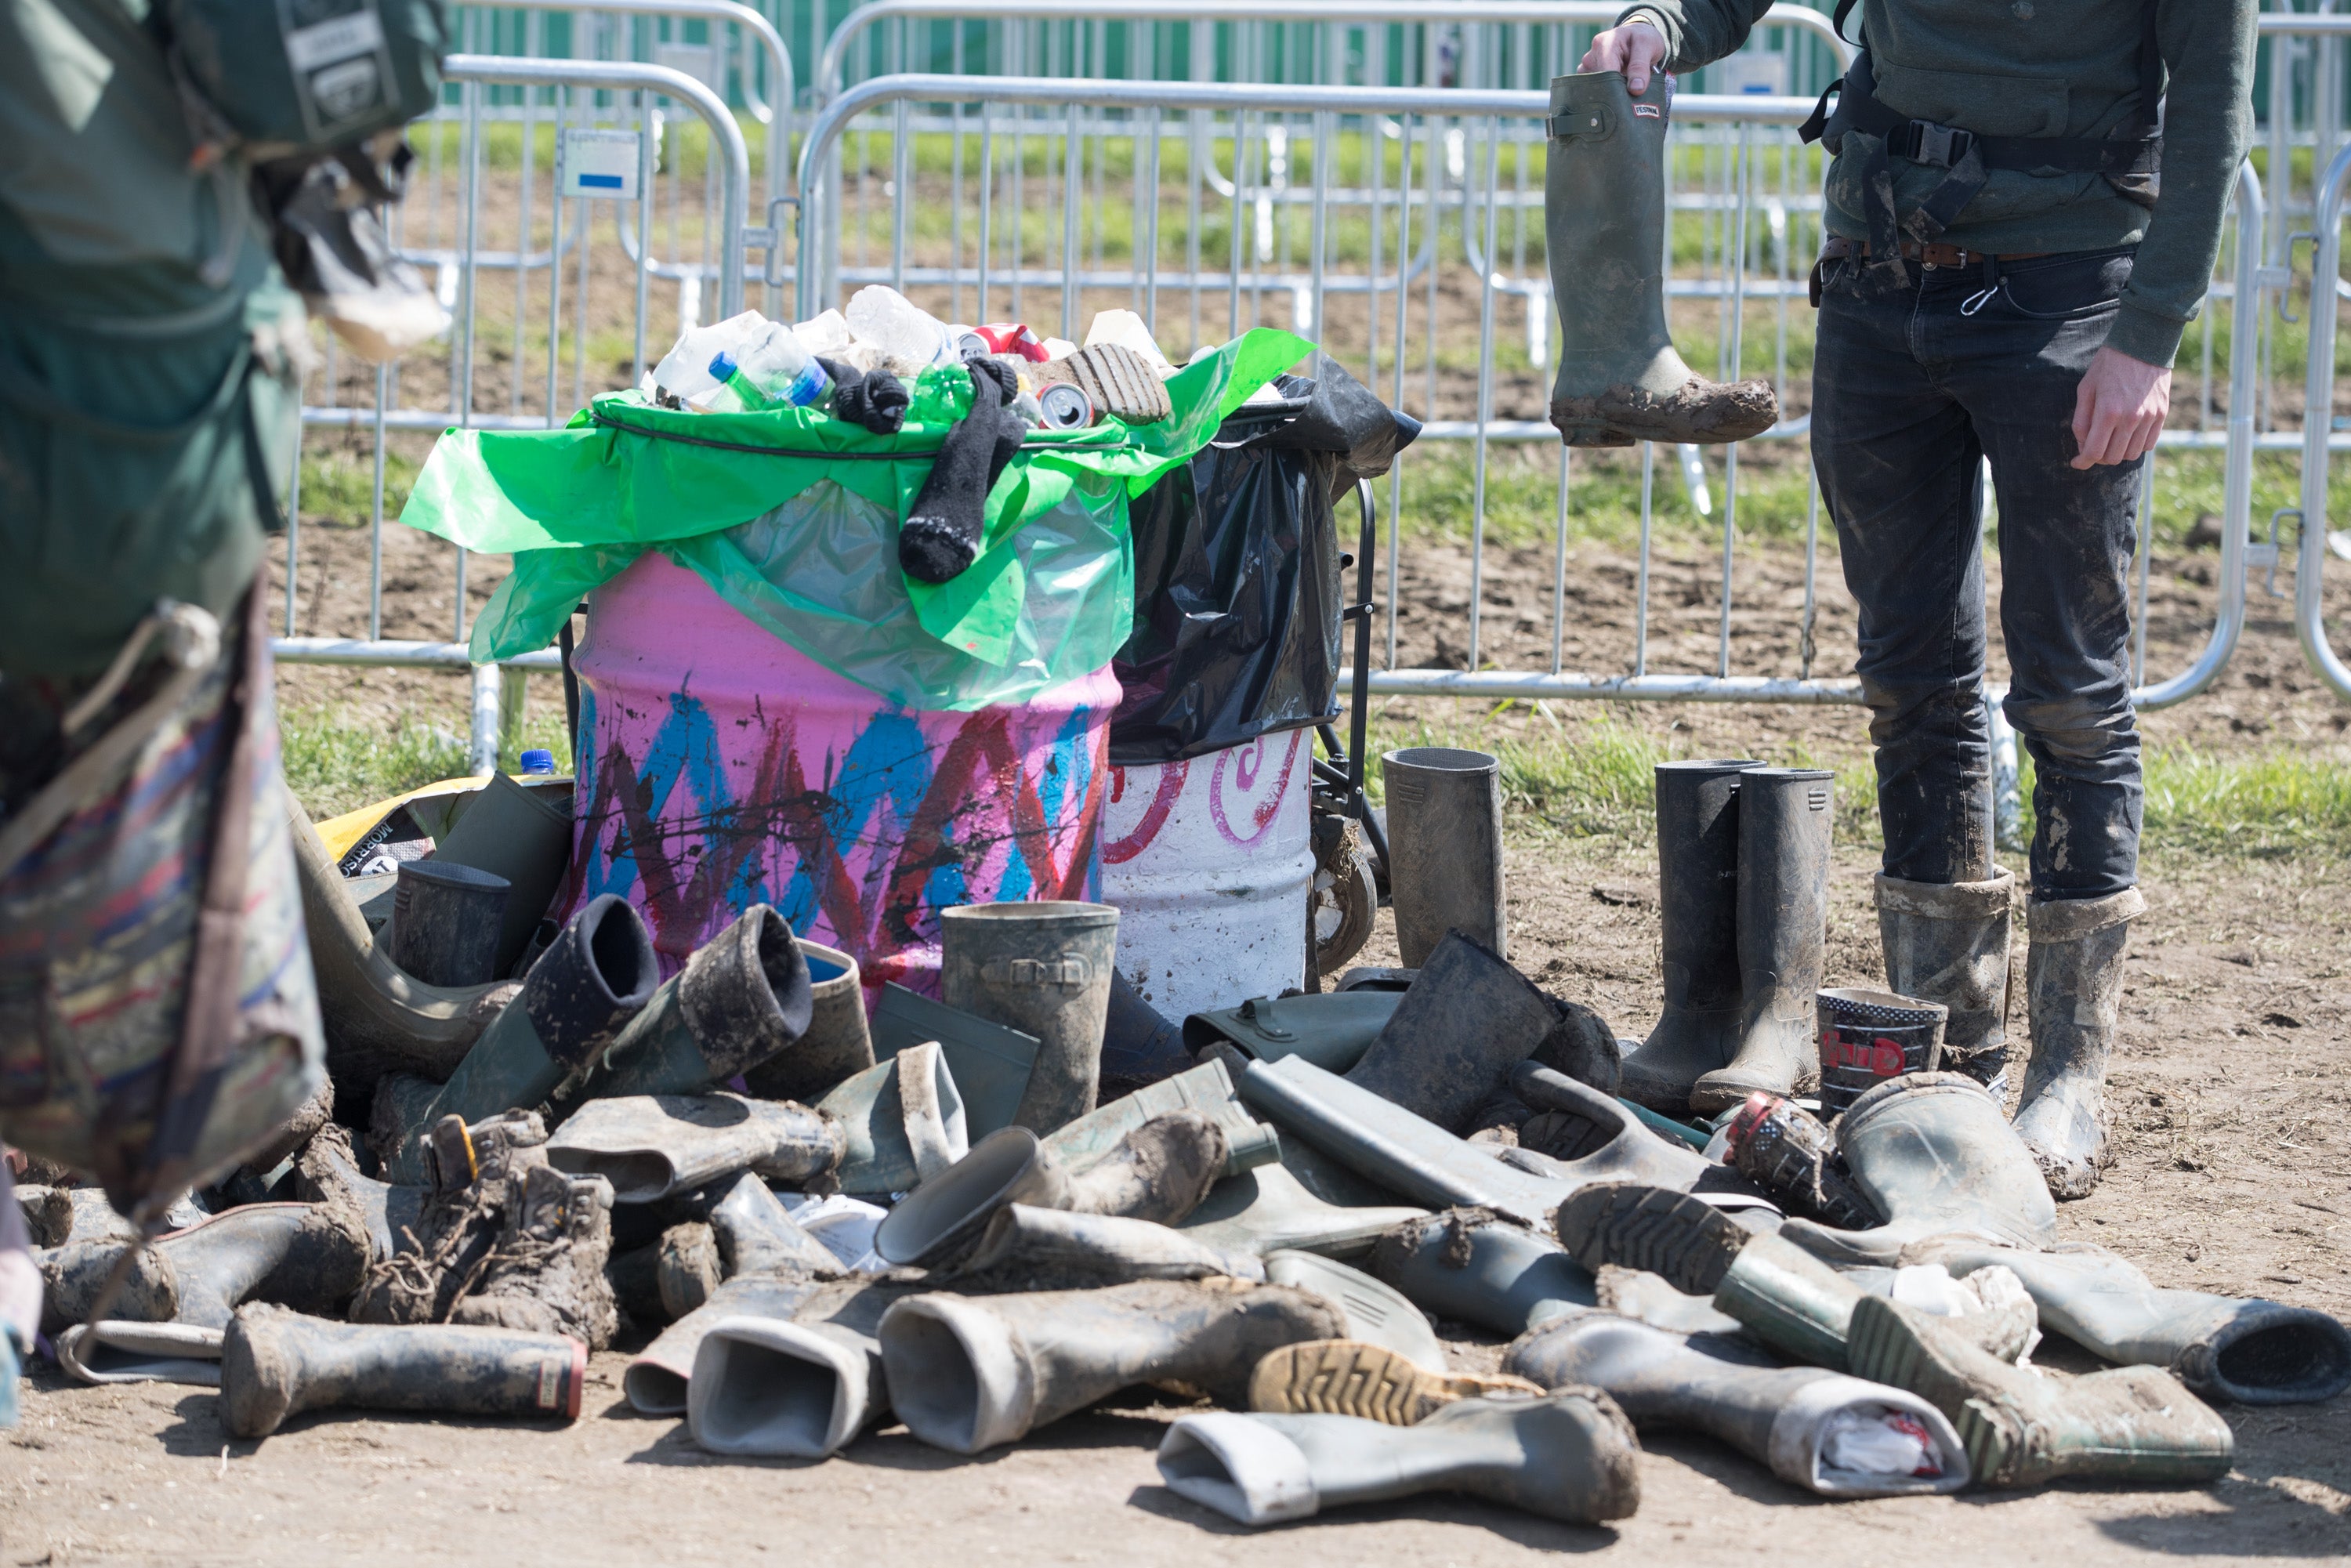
1693,768,1834,1114
1344,932,1557,1134
1619,761,1757,1113
1367,1207,1598,1338
1379,747,1507,966
2015,888,2143,1199
221,1302,585,1438
588,904,813,1099
1543,72,1778,446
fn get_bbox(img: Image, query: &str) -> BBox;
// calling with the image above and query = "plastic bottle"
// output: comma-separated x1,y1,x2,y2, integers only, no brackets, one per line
650,311,761,404
699,320,831,412
845,284,955,369
517,749,557,775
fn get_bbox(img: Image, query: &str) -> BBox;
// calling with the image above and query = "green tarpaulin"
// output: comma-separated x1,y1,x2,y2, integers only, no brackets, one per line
400,328,1310,708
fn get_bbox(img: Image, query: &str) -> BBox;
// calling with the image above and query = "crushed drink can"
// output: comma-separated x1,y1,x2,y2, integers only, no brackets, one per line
976,323,1049,361
1037,381,1094,430
1817,987,1947,1118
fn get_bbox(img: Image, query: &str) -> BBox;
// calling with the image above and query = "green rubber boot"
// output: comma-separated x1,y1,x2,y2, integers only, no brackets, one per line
1544,71,1777,447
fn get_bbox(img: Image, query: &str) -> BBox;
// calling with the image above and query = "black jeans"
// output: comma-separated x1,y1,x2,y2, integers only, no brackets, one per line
1812,247,2145,901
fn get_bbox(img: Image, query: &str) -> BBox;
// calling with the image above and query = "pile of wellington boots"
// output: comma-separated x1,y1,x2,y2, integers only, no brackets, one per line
13,777,2350,1540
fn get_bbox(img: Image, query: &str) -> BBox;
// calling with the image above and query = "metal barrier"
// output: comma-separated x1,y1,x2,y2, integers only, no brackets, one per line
2295,138,2351,701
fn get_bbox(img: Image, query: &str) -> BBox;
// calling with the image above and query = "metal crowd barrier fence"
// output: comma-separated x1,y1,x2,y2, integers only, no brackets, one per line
2294,139,2351,702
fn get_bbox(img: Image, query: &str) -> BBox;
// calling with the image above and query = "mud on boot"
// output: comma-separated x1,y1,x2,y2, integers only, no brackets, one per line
222,1302,585,1439
1692,769,1835,1114
349,1110,549,1326
1617,762,1756,1112
451,1163,621,1349
1876,870,2018,1090
2015,889,2143,1200
1248,1338,1542,1426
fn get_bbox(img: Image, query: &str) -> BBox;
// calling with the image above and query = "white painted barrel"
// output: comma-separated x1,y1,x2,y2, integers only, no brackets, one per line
1100,729,1314,1021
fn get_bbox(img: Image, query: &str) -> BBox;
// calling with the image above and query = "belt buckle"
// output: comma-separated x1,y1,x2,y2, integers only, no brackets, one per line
1911,121,1972,169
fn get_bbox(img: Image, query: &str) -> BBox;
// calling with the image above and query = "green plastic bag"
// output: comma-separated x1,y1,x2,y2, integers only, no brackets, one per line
401,328,1310,709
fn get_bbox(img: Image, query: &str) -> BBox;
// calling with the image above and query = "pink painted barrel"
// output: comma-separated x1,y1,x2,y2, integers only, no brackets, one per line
563,553,1116,1002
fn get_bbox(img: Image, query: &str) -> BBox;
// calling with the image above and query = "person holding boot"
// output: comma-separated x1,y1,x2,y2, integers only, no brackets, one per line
1580,2,2256,1197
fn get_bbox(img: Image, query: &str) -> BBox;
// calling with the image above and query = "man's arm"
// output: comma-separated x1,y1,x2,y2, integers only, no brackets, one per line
1586,2,1780,85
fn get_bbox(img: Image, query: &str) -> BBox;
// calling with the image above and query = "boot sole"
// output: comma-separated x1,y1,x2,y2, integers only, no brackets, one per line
1844,1293,2020,1487
1248,1340,1541,1426
1552,1184,1751,1297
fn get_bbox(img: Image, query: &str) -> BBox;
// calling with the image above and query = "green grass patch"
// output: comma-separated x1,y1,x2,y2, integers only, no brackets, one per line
2019,745,2351,861
280,702,573,820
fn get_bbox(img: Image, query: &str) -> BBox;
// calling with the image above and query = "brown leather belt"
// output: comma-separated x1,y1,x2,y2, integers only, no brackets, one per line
1810,236,2051,305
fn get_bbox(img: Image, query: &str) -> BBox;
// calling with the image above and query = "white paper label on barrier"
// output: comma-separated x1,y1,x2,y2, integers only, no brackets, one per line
654,41,721,91
1716,52,1787,96
559,129,641,200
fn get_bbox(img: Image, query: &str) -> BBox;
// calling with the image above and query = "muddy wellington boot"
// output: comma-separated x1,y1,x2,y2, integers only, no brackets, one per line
1693,769,1835,1114
1504,1312,1970,1498
1249,1339,1542,1425
1508,1062,1717,1193
585,904,814,1101
1039,1059,1278,1181
545,1093,844,1203
878,1278,1347,1453
1342,932,1559,1134
1877,869,2017,1090
951,1204,1268,1288
686,1274,924,1458
1846,1292,2233,1488
386,895,661,1183
1544,71,1777,447
1262,1251,1451,1371
221,1302,586,1439
814,1040,970,1195
38,1200,371,1339
1619,761,1757,1112
740,940,875,1105
1369,1208,1599,1338
1157,1392,1642,1527
2014,889,2144,1199
626,1270,833,1415
1176,1161,1430,1261
1775,1073,2056,1268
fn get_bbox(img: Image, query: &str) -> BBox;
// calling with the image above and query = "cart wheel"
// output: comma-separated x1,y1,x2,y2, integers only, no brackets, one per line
1311,844,1378,977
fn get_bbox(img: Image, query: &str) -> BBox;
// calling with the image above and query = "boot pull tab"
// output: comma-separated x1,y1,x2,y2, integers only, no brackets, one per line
980,955,1093,988
1237,996,1295,1041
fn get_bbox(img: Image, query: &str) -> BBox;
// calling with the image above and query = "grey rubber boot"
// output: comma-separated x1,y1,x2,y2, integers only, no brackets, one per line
429,770,574,979
1777,1071,2057,1268
813,1039,970,1195
1914,1238,2351,1407
1379,747,1506,965
872,1124,1068,1268
34,1242,179,1335
588,904,813,1099
1099,968,1193,1094
1877,869,2017,1089
1156,1392,1642,1527
870,983,1038,1139
1504,1312,1971,1497
1544,72,1777,447
740,940,875,1105
705,1171,841,1277
35,1202,370,1337
1176,1161,1429,1261
1619,761,1757,1112
448,1163,621,1349
940,900,1120,1135
1846,1292,2233,1487
1040,1059,1278,1181
295,1122,417,1263
1182,990,1402,1074
2015,888,2145,1199
544,1093,844,1203
56,1320,228,1387
1058,1110,1229,1223
1344,932,1556,1134
1368,1208,1598,1338
1509,1062,1717,1192
626,1270,829,1414
686,1275,922,1458
953,1204,1267,1287
287,785,506,1095
1248,1339,1542,1424
1694,768,1835,1114
221,1301,586,1439
386,894,661,1182
657,1222,722,1320
1262,1251,1450,1372
877,1278,1346,1453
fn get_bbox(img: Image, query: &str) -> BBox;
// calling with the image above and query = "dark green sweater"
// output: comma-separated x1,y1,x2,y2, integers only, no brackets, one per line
1618,0,2256,366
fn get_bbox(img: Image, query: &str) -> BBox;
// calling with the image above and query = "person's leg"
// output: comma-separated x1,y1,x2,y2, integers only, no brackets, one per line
1936,248,2147,1198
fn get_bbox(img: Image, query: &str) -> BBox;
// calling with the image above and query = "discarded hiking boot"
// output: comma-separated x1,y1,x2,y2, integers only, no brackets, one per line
627,1269,831,1414
1914,1239,2351,1407
389,895,659,1178
1777,1072,2056,1268
1846,1291,2233,1487
288,786,508,1093
221,1302,585,1439
1176,1161,1429,1261
952,1204,1266,1287
57,1320,228,1386
428,770,574,978
2015,889,2144,1200
544,1093,844,1203
739,940,875,1106
1379,747,1507,966
1343,932,1556,1134
1040,1059,1277,1181
686,1275,923,1458
1262,1251,1448,1372
1544,71,1777,446
814,1040,970,1194
1619,760,1757,1112
1036,342,1172,424
1249,1339,1541,1425
657,1221,722,1319
1719,1093,1880,1230
878,1278,1346,1454
1504,1311,1969,1497
1509,1062,1717,1192
1877,869,2017,1089
449,1163,620,1348
940,900,1121,1135
1369,1208,1598,1338
349,1110,550,1327
1183,990,1402,1072
1157,1392,1642,1526
588,905,813,1099
1692,768,1834,1114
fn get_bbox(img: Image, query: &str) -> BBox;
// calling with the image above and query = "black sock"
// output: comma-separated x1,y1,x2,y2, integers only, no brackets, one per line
818,356,909,434
900,357,1027,584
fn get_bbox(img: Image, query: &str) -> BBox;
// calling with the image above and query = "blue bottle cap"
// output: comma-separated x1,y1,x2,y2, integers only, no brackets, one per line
518,749,558,775
708,349,738,379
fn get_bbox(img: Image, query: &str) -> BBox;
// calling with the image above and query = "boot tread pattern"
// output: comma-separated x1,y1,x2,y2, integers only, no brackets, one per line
1555,1185,1746,1296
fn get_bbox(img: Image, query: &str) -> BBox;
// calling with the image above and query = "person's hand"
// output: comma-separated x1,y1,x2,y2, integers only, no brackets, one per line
1580,18,1668,96
2070,346,2169,468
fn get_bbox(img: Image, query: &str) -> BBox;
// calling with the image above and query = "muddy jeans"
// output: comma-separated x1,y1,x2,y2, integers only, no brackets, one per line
1812,246,2145,901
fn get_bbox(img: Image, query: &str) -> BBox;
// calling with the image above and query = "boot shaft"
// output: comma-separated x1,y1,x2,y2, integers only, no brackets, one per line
1544,72,1683,391
1378,747,1506,966
221,1302,583,1438
595,904,811,1099
1875,870,2015,1077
